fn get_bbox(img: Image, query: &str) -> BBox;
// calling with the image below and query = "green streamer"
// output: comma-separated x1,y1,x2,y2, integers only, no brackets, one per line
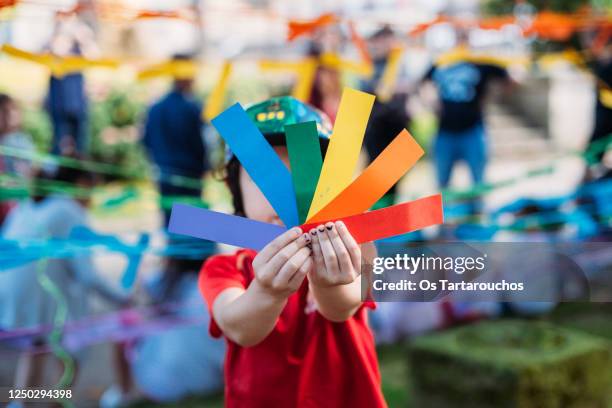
35,258,75,408
285,121,323,224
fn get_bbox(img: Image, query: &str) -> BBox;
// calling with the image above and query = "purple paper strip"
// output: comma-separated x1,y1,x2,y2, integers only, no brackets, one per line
168,203,286,250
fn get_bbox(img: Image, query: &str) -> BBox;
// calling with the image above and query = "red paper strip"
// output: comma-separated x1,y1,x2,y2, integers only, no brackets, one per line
300,194,443,243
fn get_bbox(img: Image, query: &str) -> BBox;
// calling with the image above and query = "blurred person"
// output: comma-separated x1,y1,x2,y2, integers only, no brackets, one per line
421,29,514,211
200,97,386,407
584,35,612,178
0,93,34,225
308,44,342,122
362,26,410,208
45,12,97,155
101,252,225,408
142,54,208,227
0,162,128,399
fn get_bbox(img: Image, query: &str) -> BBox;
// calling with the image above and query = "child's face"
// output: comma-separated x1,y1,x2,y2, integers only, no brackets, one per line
239,146,290,226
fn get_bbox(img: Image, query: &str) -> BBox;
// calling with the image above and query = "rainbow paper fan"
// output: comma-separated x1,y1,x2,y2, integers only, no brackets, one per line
169,87,443,249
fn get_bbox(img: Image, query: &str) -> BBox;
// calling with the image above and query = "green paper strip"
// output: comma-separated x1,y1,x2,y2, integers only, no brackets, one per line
285,121,323,224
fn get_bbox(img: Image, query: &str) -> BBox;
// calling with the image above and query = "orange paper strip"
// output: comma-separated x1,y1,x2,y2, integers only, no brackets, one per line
307,129,423,223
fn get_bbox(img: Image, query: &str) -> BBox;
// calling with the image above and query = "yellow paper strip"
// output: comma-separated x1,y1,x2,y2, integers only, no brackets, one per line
203,60,232,122
306,87,375,219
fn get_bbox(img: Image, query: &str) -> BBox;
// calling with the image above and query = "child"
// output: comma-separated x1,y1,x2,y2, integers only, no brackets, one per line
200,97,387,407
0,93,34,225
0,163,127,397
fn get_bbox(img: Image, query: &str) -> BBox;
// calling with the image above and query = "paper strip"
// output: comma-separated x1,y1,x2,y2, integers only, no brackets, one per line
286,121,323,224
212,103,299,227
307,87,375,219
308,129,423,223
170,196,443,249
302,194,444,243
203,60,232,122
168,204,287,250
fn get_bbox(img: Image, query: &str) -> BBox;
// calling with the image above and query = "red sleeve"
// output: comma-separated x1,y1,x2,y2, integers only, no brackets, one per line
199,252,248,338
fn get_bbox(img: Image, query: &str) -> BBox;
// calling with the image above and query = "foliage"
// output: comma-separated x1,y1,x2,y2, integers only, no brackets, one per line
482,0,592,16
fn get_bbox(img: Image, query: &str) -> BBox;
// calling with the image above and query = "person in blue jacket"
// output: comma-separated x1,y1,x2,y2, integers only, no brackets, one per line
142,54,209,226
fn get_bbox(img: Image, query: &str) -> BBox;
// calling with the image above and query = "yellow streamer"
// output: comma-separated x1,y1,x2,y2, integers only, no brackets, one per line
1,44,118,77
138,60,198,81
376,47,404,103
306,87,375,219
436,46,526,68
203,60,232,122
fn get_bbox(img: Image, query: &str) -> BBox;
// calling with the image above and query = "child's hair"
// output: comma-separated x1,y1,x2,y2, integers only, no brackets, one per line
220,135,328,217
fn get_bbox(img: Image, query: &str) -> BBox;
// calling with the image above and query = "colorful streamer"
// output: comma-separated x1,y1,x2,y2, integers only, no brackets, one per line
203,60,233,122
1,44,118,77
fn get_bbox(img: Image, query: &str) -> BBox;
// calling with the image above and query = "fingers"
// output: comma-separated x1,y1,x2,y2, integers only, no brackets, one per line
273,245,311,288
335,221,361,271
290,256,313,286
309,226,326,274
263,233,311,280
326,221,354,273
256,227,303,265
318,222,340,274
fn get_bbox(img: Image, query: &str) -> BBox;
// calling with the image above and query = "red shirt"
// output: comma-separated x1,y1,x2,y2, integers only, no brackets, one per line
200,249,387,408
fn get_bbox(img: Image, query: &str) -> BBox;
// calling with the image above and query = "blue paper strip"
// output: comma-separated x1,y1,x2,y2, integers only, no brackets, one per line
168,203,287,250
212,103,299,227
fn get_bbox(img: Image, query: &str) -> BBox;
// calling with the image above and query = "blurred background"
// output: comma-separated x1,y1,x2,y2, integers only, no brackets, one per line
0,0,611,406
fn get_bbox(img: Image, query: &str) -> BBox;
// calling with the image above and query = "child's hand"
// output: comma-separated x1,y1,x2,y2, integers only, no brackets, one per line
251,227,312,299
308,221,361,287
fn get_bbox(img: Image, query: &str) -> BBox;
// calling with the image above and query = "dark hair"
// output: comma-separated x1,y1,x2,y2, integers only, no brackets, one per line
369,25,394,40
0,93,13,134
221,135,328,217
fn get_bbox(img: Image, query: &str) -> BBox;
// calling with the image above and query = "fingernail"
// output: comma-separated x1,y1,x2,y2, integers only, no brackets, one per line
293,227,302,236
326,224,333,230
318,225,325,232
310,229,317,235
303,233,311,242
